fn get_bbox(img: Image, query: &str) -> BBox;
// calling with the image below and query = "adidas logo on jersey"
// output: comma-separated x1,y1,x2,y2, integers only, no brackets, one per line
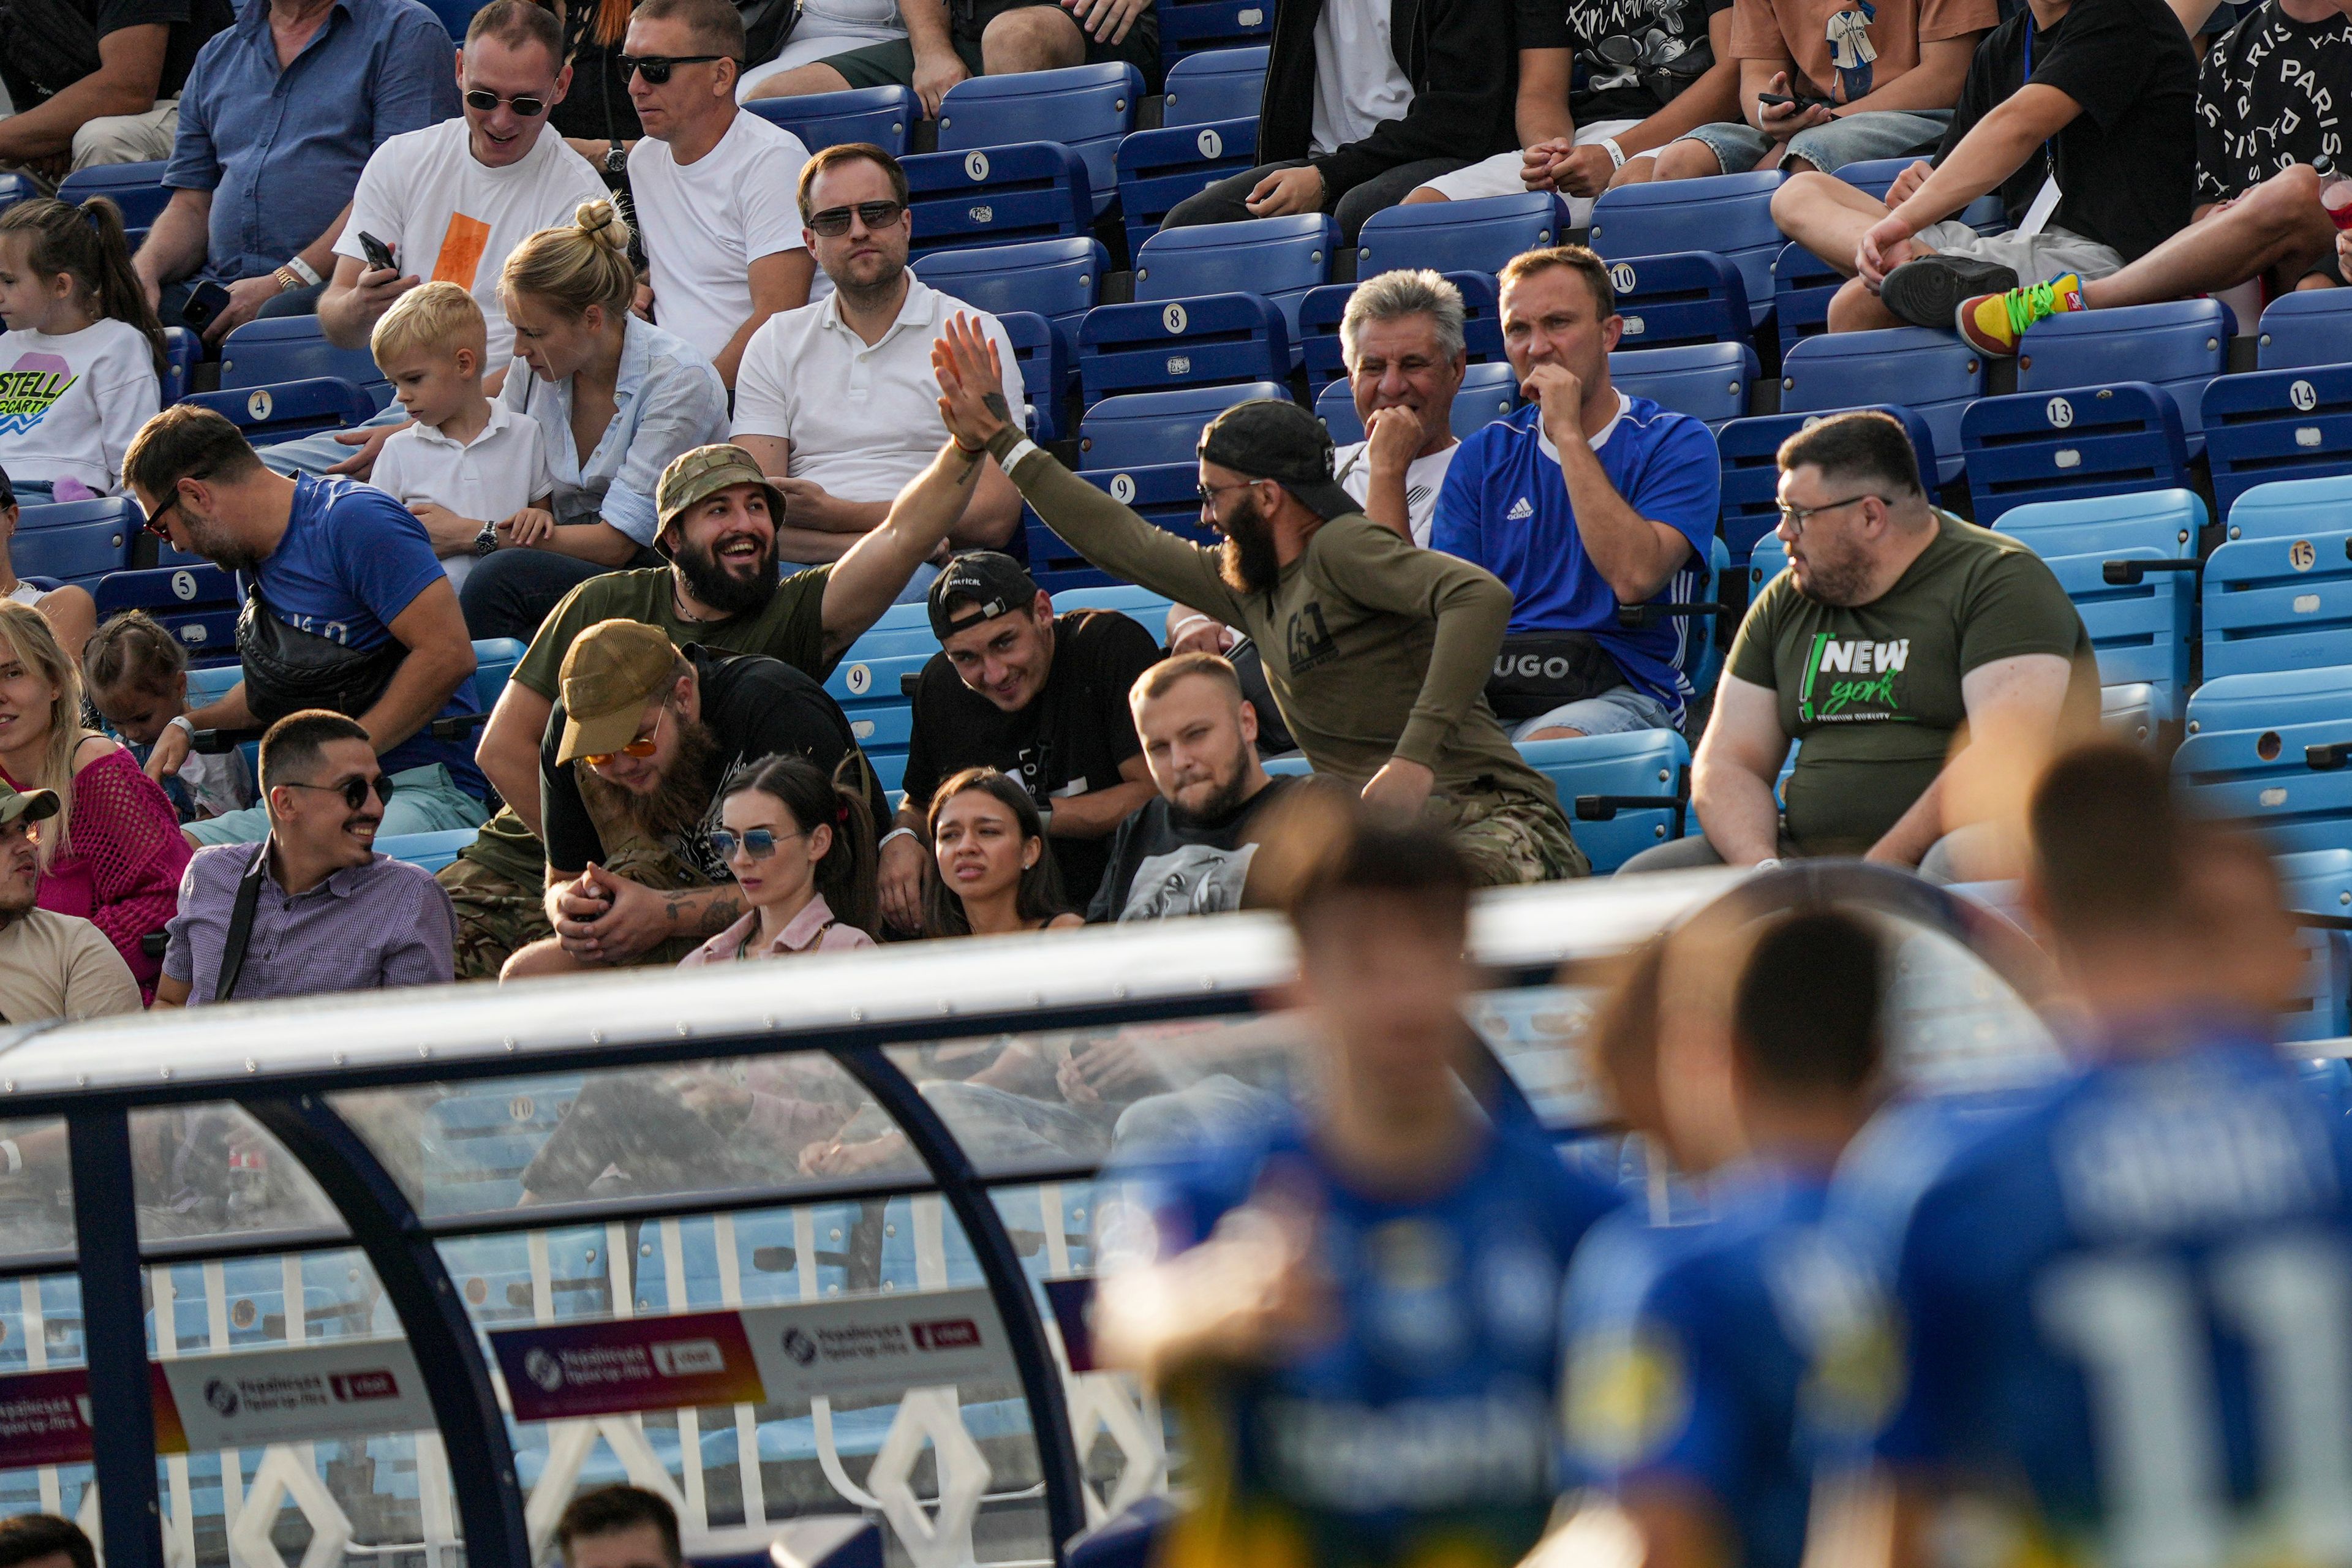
1506,497,1534,521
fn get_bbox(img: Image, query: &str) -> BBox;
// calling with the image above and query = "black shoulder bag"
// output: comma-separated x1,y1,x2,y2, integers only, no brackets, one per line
236,581,408,726
212,839,272,1003
1483,633,1628,722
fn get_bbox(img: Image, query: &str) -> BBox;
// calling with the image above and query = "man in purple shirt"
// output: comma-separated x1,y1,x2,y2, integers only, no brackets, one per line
157,709,455,1005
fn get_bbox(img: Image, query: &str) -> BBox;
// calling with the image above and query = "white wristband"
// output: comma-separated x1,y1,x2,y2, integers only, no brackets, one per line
168,714,195,739
1002,437,1042,473
878,827,919,852
1601,137,1627,170
284,255,322,287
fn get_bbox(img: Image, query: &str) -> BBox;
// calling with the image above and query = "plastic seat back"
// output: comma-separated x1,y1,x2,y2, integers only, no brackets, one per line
900,142,1092,258
186,379,378,444
10,499,132,587
1078,380,1288,468
1603,251,1751,351
1716,404,1937,568
218,316,392,409
2228,473,2352,542
55,160,173,228
2203,364,2352,521
2016,298,2230,447
2176,666,2352,856
92,562,240,666
1133,212,1338,339
1031,467,1221,589
2202,526,2352,681
1608,341,1755,428
2256,289,2352,371
1156,0,1272,62
935,64,1142,216
1589,171,1784,328
374,827,479,874
743,85,920,156
1355,191,1565,277
1114,118,1259,255
1960,382,2190,525
1779,327,1982,486
1518,731,1692,875
1078,292,1289,404
1163,47,1266,125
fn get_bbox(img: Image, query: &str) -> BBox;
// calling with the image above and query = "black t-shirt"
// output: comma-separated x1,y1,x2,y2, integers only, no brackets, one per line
1085,774,1303,924
1515,0,1732,123
2195,2,2352,203
1933,0,2198,262
0,0,232,110
901,609,1163,908
540,646,888,882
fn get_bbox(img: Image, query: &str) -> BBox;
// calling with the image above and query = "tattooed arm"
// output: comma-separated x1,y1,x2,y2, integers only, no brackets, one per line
542,862,745,966
820,433,1002,663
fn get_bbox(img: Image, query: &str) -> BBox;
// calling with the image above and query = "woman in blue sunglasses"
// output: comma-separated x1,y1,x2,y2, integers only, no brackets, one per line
677,752,879,965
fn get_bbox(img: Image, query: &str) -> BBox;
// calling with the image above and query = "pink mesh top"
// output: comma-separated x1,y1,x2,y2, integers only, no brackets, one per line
12,745,193,1000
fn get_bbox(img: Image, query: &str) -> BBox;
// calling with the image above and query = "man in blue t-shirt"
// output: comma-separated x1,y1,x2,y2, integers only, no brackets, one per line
1093,811,1621,1568
122,405,486,843
1812,743,2352,1568
1555,906,1891,1568
1430,246,1721,741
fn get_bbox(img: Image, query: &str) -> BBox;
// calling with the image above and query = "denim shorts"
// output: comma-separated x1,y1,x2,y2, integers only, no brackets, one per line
1510,684,1678,741
1673,108,1951,176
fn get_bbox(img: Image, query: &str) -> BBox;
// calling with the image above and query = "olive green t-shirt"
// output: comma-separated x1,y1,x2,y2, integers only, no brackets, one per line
1728,513,2097,855
463,562,838,886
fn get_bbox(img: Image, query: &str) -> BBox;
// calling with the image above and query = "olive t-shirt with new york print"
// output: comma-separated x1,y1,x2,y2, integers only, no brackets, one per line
1728,513,2097,856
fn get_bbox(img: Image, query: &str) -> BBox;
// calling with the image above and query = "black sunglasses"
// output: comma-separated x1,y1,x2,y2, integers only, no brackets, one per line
807,199,907,237
618,53,729,84
141,491,183,540
281,774,397,810
464,88,549,116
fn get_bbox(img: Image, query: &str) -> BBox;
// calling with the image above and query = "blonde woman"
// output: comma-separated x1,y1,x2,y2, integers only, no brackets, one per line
0,601,189,998
461,198,729,643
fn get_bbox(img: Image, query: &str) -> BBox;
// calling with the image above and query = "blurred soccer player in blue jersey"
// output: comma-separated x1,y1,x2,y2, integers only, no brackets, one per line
1545,906,1890,1568
1811,741,2350,1568
1091,801,1623,1568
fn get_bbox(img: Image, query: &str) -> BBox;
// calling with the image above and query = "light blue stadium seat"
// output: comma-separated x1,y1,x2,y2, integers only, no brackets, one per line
935,63,1142,216
12,499,132,588
1315,359,1517,445
2276,847,2352,1042
1114,118,1258,257
1077,380,1287,468
1749,535,1789,597
2016,298,2230,450
186,378,377,444
2227,473,2352,541
93,562,239,666
1158,0,1271,60
1716,404,1937,568
1163,46,1265,124
900,141,1092,258
1959,382,2190,525
2256,289,2352,371
1355,191,1564,277
1994,488,2206,561
218,314,393,410
2176,665,2352,855
1052,584,1177,622
1520,731,1692,875
2019,536,2195,725
1588,171,1784,328
1609,341,1755,428
1078,292,1289,404
2202,525,2352,681
472,637,525,710
374,827,478,874
743,86,921,156
56,160,173,229
1133,211,1337,342
1604,251,1751,352
1779,327,1981,486
2205,366,2352,524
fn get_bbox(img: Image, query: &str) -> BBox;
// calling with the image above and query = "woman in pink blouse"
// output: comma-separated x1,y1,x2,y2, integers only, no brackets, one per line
677,754,880,967
0,601,189,999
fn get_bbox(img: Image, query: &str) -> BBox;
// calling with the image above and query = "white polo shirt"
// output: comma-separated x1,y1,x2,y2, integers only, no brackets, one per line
367,401,552,588
628,110,812,365
733,274,1027,503
1332,438,1458,546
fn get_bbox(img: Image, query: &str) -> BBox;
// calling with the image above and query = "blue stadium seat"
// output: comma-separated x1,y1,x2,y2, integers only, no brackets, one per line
2176,666,2352,856
1588,171,1784,328
2256,289,2352,371
55,160,173,229
2203,525,2352,681
374,827,478,874
186,378,379,444
0,173,41,217
1157,0,1272,62
1355,191,1564,277
2226,473,2352,541
1078,292,1289,403
10,499,131,587
472,637,524,711
1716,404,1938,569
2203,364,2352,522
993,309,1070,440
1163,47,1266,124
1749,534,1789,597
2275,847,2352,1042
1834,157,2006,228
1133,212,1337,341
1771,241,1846,360
160,327,198,403
1603,251,1751,352
1315,358,1517,444
217,314,391,409
1077,380,1287,467
1053,583,1178,620
1608,341,1755,428
910,236,1104,361
1295,270,1504,396
1779,327,1981,487
900,142,1092,258
93,563,240,666
2016,298,2230,450
935,63,1142,217
1960,382,2190,525
1999,489,2203,723
1067,1498,1180,1568
743,86,921,156
1114,118,1258,257
1519,731,1691,875
1031,467,1221,589
1995,487,2205,559
418,0,476,39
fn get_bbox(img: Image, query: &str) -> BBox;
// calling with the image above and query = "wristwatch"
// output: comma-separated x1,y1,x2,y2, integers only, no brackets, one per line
605,143,628,176
474,519,502,557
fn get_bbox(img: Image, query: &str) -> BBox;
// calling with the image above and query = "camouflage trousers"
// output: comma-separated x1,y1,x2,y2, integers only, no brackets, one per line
436,842,711,981
1447,785,1589,885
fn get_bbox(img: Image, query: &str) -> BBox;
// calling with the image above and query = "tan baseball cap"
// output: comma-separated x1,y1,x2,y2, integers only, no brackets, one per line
655,443,786,547
0,780,59,828
554,620,682,765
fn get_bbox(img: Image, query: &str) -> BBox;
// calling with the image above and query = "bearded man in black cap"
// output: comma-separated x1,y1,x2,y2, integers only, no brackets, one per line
878,550,1163,930
932,316,1585,884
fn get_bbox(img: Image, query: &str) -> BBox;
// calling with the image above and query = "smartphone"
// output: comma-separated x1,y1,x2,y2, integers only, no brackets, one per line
180,279,233,333
358,230,397,273
1758,91,1834,111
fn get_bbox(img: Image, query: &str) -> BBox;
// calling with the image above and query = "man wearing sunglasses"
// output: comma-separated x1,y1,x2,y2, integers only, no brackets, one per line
157,710,457,1006
1621,410,2095,880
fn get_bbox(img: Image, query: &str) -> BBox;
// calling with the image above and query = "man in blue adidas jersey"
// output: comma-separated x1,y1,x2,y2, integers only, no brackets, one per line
1091,804,1622,1568
1813,742,2352,1568
1550,905,1890,1568
1429,245,1721,742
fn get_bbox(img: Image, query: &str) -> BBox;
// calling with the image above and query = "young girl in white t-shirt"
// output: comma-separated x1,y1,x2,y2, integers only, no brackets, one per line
0,198,166,500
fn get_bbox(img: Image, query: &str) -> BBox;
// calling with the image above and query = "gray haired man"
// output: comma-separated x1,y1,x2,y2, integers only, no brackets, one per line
1331,269,1468,546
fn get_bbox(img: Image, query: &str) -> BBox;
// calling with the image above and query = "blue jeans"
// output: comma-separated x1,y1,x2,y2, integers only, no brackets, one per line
184,763,488,845
1509,684,1678,741
1674,109,1951,176
260,401,409,477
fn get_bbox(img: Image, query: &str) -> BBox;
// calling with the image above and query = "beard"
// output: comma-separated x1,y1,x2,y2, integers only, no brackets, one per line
1218,494,1283,594
1793,543,1874,608
1172,759,1254,826
184,506,262,573
578,714,722,848
673,530,780,617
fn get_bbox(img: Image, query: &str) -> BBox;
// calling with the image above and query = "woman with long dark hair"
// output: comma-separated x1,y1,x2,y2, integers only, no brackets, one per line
923,767,1080,937
677,753,880,963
